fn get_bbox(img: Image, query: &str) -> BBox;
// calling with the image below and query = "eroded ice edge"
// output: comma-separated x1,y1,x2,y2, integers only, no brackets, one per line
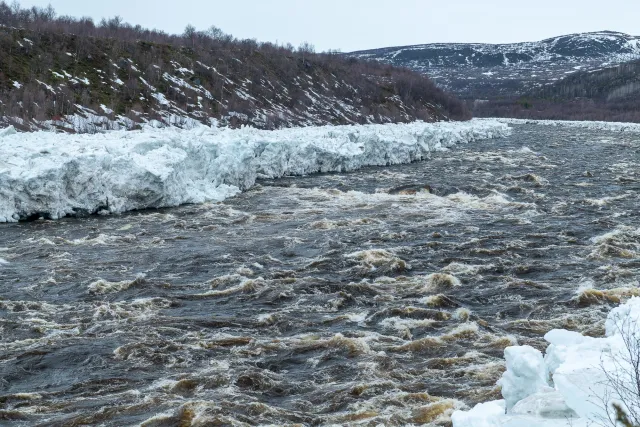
452,297,640,427
0,119,510,222
494,117,640,132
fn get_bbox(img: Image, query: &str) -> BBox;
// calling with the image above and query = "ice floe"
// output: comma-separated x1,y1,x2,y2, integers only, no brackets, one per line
452,297,640,427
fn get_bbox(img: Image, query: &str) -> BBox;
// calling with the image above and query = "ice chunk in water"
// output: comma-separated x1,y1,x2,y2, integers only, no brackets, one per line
497,345,550,411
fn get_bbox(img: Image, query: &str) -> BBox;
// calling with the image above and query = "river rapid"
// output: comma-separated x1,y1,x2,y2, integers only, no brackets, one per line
1,124,639,426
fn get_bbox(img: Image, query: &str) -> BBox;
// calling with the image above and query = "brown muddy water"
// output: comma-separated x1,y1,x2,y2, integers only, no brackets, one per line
1,124,640,426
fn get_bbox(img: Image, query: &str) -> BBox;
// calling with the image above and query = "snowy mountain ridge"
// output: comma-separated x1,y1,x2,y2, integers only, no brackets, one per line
350,31,640,98
353,31,640,67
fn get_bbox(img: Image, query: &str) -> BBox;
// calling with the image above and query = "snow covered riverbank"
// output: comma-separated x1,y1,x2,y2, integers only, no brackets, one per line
493,118,640,132
452,298,640,427
0,120,510,222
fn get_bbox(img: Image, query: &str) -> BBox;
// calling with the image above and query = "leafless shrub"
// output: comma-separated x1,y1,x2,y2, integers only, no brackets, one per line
592,313,640,427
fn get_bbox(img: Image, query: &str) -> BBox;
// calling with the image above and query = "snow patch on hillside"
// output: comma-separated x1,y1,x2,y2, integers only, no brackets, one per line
452,298,640,427
0,120,510,222
350,31,640,98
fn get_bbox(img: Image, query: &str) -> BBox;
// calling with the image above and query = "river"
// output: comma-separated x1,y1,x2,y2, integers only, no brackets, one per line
1,123,639,426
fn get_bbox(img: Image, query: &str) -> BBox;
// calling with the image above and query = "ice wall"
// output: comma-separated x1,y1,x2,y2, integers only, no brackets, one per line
0,120,510,222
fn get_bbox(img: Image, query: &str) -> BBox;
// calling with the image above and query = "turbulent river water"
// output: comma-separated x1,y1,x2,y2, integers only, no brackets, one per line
1,124,640,426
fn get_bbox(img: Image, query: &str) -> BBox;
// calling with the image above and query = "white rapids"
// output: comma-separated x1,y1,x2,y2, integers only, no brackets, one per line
0,119,510,222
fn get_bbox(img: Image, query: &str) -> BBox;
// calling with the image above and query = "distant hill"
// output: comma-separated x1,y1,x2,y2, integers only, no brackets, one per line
535,60,640,101
473,60,640,122
350,31,640,99
0,2,469,133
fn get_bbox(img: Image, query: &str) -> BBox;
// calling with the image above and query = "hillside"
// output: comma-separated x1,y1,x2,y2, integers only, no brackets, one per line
0,3,469,133
536,60,640,101
350,31,640,99
473,60,640,122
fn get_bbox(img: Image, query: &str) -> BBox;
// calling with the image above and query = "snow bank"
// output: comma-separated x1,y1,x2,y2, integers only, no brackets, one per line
492,117,640,132
452,298,640,427
0,120,509,222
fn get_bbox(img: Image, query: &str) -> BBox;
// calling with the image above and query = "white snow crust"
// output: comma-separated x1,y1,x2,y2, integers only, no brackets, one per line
452,297,640,427
0,120,510,222
493,117,640,132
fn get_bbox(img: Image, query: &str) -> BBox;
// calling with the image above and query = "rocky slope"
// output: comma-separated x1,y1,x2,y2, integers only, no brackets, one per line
0,3,469,133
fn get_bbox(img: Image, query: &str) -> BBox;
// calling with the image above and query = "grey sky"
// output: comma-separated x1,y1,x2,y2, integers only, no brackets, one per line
17,0,640,52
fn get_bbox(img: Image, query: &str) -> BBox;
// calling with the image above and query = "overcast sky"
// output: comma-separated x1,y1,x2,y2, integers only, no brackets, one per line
17,0,640,52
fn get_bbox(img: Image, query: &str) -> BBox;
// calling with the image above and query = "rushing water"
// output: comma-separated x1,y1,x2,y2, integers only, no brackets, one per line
1,124,639,426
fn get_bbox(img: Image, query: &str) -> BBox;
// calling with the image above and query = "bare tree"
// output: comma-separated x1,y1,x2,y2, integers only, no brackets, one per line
183,24,196,48
593,313,640,427
10,0,20,15
206,25,224,39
